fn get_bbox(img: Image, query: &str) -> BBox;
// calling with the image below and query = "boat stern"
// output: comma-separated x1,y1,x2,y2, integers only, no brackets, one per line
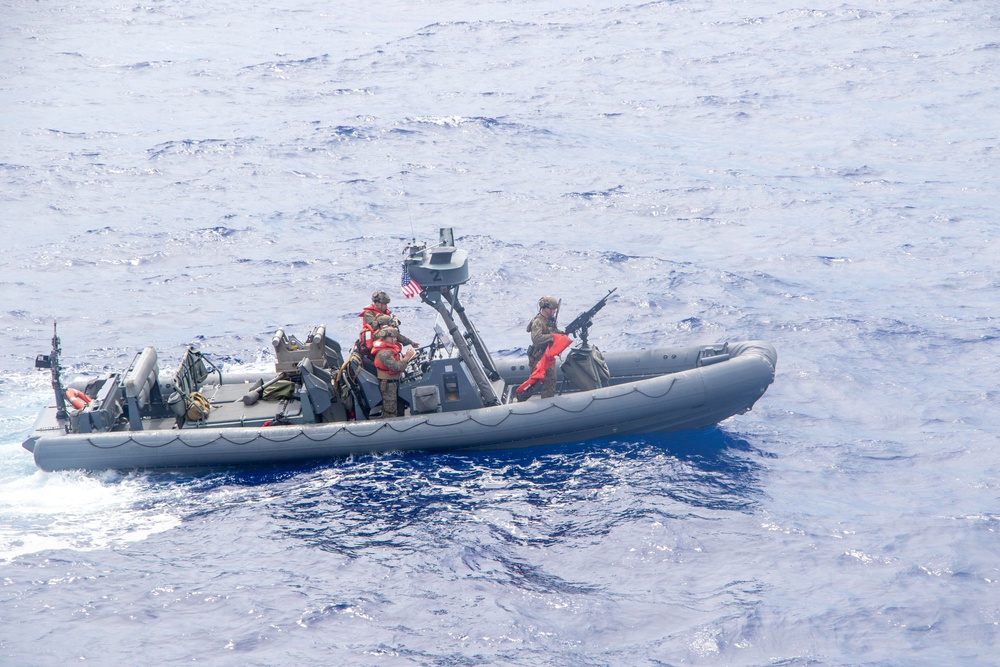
22,406,66,454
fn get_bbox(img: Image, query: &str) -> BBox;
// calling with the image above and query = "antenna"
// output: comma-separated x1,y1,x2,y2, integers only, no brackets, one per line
401,166,416,243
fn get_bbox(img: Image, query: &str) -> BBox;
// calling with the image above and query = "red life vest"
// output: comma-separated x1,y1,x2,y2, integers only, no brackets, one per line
371,339,404,375
516,333,572,395
358,304,392,354
359,324,375,355
359,304,390,320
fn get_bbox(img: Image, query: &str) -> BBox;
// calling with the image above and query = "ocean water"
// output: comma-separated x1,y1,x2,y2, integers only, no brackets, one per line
2,0,999,665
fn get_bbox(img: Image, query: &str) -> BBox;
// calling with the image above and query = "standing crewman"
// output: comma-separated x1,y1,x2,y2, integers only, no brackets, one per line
371,327,415,418
522,295,562,399
358,291,418,356
374,314,418,349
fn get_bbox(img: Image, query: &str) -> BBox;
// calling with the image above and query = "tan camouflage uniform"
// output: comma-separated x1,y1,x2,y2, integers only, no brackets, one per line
364,292,418,348
374,328,412,418
524,296,561,399
372,313,417,348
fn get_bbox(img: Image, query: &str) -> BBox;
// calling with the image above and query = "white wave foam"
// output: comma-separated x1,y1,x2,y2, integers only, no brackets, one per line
0,466,181,562
0,371,185,562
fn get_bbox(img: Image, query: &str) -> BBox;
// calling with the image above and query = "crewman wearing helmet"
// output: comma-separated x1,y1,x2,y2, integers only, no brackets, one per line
371,327,415,418
357,290,419,357
521,295,563,399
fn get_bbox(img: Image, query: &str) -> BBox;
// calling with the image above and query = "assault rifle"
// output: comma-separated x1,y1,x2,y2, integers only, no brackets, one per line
560,288,617,347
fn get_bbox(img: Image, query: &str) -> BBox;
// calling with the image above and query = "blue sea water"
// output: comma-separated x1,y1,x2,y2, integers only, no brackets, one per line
1,0,999,664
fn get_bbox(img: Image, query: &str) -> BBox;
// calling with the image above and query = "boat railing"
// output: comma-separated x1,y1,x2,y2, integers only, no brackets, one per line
697,343,731,367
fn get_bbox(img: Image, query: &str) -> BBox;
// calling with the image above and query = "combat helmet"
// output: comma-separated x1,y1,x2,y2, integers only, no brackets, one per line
538,295,559,310
372,290,391,305
375,314,395,328
376,327,399,339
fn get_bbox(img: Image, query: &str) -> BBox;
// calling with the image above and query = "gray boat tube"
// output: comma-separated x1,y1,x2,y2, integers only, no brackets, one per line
29,341,776,472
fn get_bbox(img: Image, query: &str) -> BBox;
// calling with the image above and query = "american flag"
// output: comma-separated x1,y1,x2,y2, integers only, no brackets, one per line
400,264,422,298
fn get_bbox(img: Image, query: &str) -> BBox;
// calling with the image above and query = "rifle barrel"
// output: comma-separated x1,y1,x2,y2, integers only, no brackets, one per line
564,287,617,336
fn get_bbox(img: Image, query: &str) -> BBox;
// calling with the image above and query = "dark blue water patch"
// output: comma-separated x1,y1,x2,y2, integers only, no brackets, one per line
133,425,764,506
817,255,854,265
868,318,924,338
117,61,172,70
837,165,879,179
601,251,634,264
675,216,719,225
282,207,360,226
45,129,89,138
462,116,503,128
194,225,242,238
202,436,759,568
321,125,371,141
403,115,523,134
565,185,625,200
415,19,535,38
231,257,315,270
327,87,374,96
718,270,757,289
635,431,766,512
676,316,706,330
83,226,118,236
697,95,731,107
147,138,248,160
750,269,809,292
459,540,601,595
240,54,329,75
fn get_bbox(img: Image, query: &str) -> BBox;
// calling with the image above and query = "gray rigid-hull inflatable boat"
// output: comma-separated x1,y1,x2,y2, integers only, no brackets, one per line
22,229,777,472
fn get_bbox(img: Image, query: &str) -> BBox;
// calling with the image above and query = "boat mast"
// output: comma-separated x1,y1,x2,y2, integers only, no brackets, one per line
405,228,501,406
443,289,500,381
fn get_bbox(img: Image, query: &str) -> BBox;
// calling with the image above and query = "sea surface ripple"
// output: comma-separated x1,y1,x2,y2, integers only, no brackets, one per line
1,1,998,665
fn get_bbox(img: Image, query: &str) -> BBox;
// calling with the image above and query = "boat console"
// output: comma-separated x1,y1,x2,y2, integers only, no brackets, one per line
400,228,505,408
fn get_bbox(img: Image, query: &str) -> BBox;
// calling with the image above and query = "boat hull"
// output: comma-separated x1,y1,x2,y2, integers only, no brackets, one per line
28,341,776,472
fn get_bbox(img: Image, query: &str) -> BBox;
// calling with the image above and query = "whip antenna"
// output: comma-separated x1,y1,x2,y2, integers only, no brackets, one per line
401,166,416,244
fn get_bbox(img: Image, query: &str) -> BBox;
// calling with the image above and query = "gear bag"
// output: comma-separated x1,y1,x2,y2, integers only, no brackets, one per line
262,379,296,401
560,346,611,391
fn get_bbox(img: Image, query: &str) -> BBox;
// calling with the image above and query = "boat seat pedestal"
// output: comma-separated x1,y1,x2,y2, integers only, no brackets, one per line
273,325,328,373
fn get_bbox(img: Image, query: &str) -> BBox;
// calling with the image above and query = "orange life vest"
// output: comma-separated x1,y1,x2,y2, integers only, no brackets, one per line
359,304,390,320
358,304,392,354
371,339,404,376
